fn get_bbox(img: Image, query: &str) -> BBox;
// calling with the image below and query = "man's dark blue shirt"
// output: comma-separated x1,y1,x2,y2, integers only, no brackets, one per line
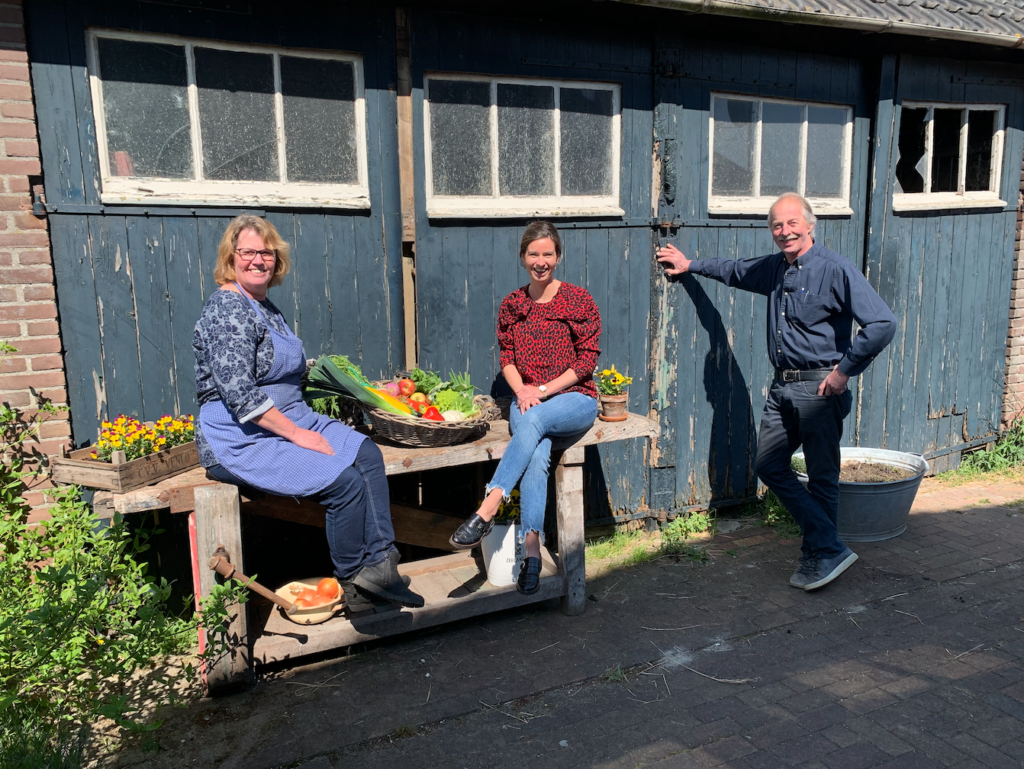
688,242,896,377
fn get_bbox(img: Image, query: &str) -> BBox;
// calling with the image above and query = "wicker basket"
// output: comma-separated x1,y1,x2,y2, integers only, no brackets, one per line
363,394,501,448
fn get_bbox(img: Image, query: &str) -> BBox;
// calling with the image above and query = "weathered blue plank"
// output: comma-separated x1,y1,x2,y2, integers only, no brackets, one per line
293,215,331,358
266,214,300,334
325,215,361,361
466,227,496,389
441,227,470,376
162,217,205,417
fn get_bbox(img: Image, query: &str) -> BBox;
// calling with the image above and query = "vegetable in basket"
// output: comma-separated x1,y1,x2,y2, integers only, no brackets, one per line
306,356,413,416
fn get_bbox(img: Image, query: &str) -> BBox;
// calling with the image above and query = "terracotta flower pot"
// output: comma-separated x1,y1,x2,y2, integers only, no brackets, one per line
598,393,628,422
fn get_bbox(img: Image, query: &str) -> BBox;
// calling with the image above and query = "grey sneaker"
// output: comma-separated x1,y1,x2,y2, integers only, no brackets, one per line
802,547,858,591
789,555,819,589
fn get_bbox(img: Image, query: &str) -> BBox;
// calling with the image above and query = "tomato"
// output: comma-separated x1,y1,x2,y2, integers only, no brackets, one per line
423,406,445,422
294,598,310,609
398,378,416,397
317,577,339,600
409,392,427,403
297,588,319,604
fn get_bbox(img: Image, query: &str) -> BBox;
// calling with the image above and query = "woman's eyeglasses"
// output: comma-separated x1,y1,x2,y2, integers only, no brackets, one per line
235,248,277,261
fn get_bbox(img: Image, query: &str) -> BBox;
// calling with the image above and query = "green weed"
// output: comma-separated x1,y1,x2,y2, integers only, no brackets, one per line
757,490,802,538
937,417,1024,485
602,665,627,682
584,531,646,562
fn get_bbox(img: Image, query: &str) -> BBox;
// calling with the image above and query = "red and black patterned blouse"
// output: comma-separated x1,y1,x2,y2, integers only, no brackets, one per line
497,282,602,398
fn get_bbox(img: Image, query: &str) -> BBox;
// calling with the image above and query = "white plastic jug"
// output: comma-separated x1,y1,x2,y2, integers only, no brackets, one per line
480,522,522,587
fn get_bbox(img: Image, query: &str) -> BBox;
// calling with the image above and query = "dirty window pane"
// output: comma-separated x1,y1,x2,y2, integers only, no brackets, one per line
931,108,962,193
805,106,846,198
497,84,554,196
895,108,927,194
759,102,801,197
966,110,995,192
712,99,755,196
560,88,614,196
195,47,277,182
429,80,491,196
97,38,192,179
281,56,357,184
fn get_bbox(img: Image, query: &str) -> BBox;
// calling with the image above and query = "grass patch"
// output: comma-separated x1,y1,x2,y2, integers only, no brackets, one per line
584,511,714,570
936,418,1024,486
752,490,802,539
584,531,647,562
602,665,628,683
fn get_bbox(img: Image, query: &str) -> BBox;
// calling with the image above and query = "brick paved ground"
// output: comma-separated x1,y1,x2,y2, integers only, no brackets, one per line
113,477,1024,769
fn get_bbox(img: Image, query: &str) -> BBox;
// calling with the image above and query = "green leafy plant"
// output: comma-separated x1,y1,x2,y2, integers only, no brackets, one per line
595,364,632,396
758,490,801,538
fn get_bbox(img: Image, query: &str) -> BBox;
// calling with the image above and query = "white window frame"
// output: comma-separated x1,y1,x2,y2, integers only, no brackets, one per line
423,73,623,218
708,93,854,216
892,101,1007,212
86,29,370,209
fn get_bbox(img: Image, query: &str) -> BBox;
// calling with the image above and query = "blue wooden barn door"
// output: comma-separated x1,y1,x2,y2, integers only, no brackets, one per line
859,55,1024,457
29,0,404,448
409,8,655,519
652,35,872,511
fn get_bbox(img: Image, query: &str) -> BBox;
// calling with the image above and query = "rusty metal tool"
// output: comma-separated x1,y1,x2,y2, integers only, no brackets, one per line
208,545,297,615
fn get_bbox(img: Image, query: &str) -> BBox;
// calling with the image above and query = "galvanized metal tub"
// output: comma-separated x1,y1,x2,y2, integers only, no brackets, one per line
793,447,928,542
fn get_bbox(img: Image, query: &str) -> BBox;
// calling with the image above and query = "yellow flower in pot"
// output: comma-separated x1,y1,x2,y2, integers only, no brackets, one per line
595,364,632,422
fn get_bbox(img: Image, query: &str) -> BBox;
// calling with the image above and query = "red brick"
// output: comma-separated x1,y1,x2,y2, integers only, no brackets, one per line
5,139,36,158
27,508,52,525
0,50,27,64
0,27,26,45
0,265,51,283
0,320,18,335
0,83,31,102
26,320,57,336
28,353,62,372
0,285,14,301
12,213,45,229
22,285,52,301
0,158,40,175
6,176,29,192
0,193,29,210
0,390,29,406
0,231,47,247
27,438,69,457
0,354,24,372
0,103,31,120
17,249,49,265
0,62,28,82
36,387,66,404
22,491,48,508
0,303,56,321
0,252,10,266
38,421,71,440
0,370,63,390
0,122,32,138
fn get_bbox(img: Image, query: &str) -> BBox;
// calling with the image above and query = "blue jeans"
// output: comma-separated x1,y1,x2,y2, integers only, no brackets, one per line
487,392,598,544
754,379,854,558
206,440,395,580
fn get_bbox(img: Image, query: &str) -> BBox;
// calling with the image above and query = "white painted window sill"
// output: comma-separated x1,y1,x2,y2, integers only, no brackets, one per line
708,200,854,217
99,190,371,210
427,204,625,219
892,194,1008,212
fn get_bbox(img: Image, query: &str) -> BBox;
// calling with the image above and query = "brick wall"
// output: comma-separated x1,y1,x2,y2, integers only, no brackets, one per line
0,0,69,523
1003,156,1024,429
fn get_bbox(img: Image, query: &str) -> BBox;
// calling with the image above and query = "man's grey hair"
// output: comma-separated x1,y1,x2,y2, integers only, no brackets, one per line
767,192,817,229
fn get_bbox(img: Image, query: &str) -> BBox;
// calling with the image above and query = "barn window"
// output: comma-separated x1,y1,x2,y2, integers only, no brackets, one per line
893,103,1006,211
423,74,622,218
87,30,369,208
708,94,854,216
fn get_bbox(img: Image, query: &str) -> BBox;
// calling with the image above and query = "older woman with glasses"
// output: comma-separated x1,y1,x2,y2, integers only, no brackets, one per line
192,215,422,613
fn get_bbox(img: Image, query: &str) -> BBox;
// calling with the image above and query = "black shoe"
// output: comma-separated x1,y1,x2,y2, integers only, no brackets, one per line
449,513,495,550
516,556,542,595
352,550,425,608
339,580,398,616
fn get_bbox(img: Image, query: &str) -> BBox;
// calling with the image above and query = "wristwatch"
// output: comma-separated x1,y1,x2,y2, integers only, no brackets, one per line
538,384,548,396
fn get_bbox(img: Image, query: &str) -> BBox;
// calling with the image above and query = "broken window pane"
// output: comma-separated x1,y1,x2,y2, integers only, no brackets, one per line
97,38,192,179
195,48,277,181
560,88,614,196
712,99,755,196
895,107,927,194
760,102,801,197
966,110,995,192
498,84,554,197
281,56,357,184
931,108,962,193
429,79,491,196
805,106,846,198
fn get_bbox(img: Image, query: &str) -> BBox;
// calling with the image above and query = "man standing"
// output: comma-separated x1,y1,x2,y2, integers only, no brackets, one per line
656,193,896,591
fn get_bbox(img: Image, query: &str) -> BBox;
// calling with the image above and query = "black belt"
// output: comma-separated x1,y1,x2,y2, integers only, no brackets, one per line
775,367,833,383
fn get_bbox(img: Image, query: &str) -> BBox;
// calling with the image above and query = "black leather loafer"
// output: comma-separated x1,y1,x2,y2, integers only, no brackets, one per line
516,556,542,595
449,513,494,550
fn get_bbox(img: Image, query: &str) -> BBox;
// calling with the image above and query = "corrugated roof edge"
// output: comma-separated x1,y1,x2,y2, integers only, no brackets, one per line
615,0,1024,48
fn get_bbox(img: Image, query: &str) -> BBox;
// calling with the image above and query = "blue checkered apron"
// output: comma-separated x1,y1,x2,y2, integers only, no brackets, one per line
198,286,365,497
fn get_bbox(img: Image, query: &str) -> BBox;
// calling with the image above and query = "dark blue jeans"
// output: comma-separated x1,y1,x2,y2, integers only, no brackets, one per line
754,379,853,558
206,439,395,580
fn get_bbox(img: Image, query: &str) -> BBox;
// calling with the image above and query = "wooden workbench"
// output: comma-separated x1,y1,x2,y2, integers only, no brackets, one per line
93,413,658,693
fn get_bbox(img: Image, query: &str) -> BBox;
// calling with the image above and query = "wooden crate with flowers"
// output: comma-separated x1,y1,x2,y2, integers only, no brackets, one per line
51,414,199,493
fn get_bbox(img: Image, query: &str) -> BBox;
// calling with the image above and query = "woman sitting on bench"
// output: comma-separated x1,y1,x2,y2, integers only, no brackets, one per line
192,215,423,614
450,221,602,595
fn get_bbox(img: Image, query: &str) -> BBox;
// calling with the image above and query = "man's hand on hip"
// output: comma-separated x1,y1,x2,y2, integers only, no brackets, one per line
818,366,850,396
656,243,691,275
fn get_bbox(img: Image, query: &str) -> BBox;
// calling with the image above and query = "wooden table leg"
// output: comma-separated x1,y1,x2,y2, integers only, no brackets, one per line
555,446,586,616
194,484,252,694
